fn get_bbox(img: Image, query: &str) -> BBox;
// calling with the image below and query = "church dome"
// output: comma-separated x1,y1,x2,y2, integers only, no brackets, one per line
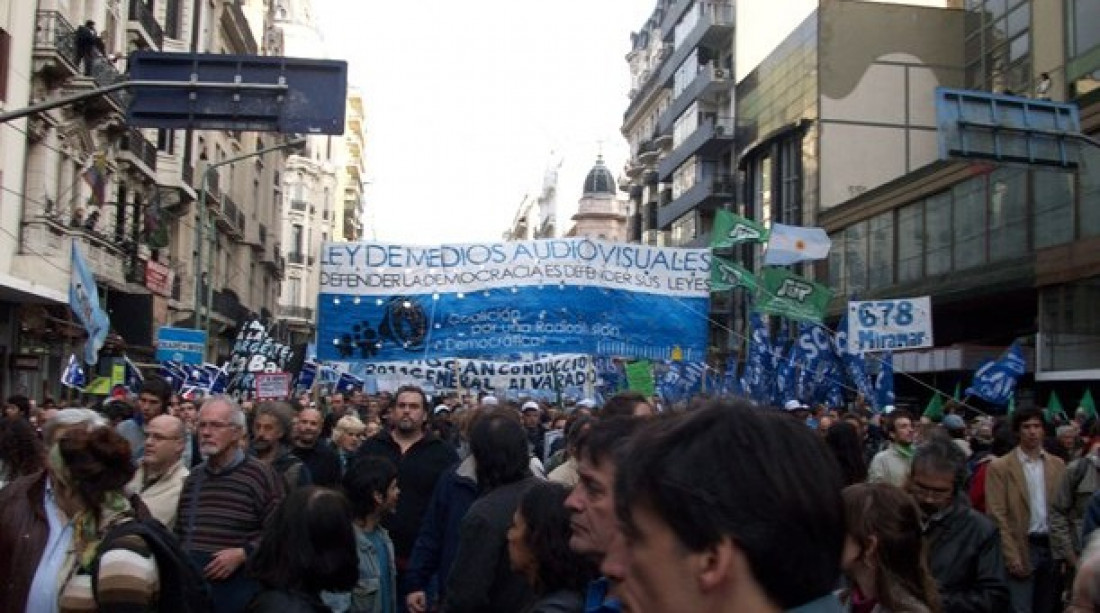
583,156,616,196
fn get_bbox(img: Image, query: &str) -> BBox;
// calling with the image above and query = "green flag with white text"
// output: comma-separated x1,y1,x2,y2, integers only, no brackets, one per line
710,256,759,292
710,209,769,249
625,360,655,397
755,267,832,323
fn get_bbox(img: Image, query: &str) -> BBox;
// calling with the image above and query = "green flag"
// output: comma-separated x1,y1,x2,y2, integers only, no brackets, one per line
710,256,759,292
1080,389,1096,421
755,267,832,323
1045,391,1066,423
923,393,944,421
624,360,655,397
953,382,962,401
710,209,769,249
1007,393,1016,415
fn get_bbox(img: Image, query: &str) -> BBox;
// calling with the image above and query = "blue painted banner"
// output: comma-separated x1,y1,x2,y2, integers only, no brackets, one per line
316,239,711,362
156,327,207,364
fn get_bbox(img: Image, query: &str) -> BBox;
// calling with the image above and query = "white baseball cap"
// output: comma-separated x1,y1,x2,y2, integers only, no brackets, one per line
784,399,809,412
521,401,540,412
433,404,452,415
481,395,499,407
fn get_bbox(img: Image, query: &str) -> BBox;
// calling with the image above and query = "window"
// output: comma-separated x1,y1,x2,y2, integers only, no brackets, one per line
1081,147,1100,237
953,177,987,270
1067,0,1100,72
844,221,868,296
292,224,303,255
988,167,1027,259
897,203,924,283
1034,169,1075,248
926,192,952,276
670,212,697,246
0,27,10,102
868,213,894,289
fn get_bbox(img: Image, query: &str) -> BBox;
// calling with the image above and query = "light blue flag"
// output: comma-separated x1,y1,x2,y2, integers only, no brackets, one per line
965,342,1026,406
69,241,111,364
763,223,832,265
61,354,86,389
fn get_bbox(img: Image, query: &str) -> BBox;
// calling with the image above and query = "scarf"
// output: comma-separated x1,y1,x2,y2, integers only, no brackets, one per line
48,443,134,572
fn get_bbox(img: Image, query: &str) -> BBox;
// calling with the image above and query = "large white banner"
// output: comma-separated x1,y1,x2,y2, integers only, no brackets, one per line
847,297,934,353
359,354,594,392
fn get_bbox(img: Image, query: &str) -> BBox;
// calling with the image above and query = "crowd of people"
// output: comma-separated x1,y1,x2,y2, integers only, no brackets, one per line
2,382,1100,612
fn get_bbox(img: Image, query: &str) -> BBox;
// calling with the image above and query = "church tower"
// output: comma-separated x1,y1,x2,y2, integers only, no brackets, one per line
569,155,628,241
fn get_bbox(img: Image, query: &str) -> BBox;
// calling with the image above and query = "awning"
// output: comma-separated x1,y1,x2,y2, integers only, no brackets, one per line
0,272,67,305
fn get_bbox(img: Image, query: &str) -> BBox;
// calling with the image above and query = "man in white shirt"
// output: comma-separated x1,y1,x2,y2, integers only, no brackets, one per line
986,406,1066,613
128,414,189,528
868,409,916,487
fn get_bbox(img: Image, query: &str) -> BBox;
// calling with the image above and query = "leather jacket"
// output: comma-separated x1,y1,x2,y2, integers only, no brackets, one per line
0,470,50,612
924,499,1010,613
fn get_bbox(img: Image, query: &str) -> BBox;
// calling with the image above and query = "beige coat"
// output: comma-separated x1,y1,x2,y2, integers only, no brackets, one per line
985,449,1066,569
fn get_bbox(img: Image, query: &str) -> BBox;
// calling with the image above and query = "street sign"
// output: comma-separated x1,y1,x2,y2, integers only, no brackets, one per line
846,297,933,354
936,87,1082,168
156,327,207,364
127,52,347,134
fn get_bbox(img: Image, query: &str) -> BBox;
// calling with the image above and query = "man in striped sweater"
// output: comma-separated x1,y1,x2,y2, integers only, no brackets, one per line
176,396,284,613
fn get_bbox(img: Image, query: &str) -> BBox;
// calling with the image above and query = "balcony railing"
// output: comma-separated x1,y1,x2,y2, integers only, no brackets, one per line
128,0,165,49
120,127,158,173
278,305,315,320
87,55,130,108
34,11,78,74
290,199,308,212
287,252,305,265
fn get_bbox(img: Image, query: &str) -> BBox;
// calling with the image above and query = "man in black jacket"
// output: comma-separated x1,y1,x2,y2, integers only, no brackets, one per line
357,385,458,612
909,435,1010,613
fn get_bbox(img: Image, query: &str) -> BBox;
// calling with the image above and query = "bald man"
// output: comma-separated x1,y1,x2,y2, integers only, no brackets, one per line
293,407,341,487
128,414,190,528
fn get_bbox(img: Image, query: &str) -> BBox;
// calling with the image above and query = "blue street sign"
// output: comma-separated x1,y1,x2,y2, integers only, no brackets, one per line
156,327,207,364
127,52,348,135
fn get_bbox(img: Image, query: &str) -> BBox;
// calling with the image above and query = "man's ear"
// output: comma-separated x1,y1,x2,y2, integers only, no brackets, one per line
695,535,737,593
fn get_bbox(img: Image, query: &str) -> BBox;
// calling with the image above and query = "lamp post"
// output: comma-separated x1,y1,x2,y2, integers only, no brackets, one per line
194,137,305,359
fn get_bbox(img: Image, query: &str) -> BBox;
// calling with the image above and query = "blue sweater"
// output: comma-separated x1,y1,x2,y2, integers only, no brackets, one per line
403,456,478,596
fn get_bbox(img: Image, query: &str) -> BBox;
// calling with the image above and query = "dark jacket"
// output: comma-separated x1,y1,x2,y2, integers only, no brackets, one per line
293,441,341,487
357,430,459,565
271,446,313,491
924,499,1010,613
405,456,479,595
444,477,537,613
0,470,49,612
523,589,584,613
248,588,329,612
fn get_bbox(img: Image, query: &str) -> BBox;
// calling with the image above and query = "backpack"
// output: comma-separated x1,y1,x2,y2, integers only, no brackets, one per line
92,516,214,613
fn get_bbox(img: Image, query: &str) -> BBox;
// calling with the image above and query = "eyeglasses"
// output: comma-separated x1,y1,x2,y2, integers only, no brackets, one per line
197,421,239,431
145,432,182,441
907,480,953,501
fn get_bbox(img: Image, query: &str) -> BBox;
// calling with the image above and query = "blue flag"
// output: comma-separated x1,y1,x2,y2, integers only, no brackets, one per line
61,354,87,389
720,356,741,397
297,361,318,390
965,342,1026,406
834,315,876,408
123,356,144,393
874,351,895,411
336,372,364,393
69,241,111,364
741,313,774,405
159,361,189,392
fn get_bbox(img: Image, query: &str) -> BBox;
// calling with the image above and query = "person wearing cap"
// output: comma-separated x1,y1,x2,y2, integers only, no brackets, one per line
783,399,812,427
521,401,548,463
869,409,917,487
480,394,500,408
942,414,973,459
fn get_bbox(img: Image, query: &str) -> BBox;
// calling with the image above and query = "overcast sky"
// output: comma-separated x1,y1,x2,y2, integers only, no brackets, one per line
316,0,943,245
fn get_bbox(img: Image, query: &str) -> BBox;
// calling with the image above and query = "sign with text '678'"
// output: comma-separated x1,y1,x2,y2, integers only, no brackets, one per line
847,297,933,354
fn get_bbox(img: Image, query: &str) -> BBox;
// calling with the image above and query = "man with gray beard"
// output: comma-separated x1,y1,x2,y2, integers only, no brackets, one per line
358,385,458,612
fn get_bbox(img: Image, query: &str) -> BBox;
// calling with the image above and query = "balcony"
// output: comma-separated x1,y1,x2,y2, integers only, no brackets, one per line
277,305,315,321
127,0,164,50
33,11,79,86
119,127,158,179
658,173,735,229
63,55,129,121
636,139,659,166
287,252,305,265
658,63,735,136
658,114,735,180
290,199,308,212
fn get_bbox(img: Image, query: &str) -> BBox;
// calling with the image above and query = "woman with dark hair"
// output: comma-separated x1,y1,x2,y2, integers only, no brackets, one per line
841,482,940,613
508,482,598,612
323,457,399,613
51,426,160,610
4,394,31,420
248,486,359,612
444,413,537,612
825,420,869,486
0,417,45,489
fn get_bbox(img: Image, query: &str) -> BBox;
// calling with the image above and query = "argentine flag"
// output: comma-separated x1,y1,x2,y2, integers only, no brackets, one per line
61,354,87,389
763,223,832,266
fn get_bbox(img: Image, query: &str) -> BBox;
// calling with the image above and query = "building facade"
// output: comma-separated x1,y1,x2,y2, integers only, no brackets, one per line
0,0,295,399
505,156,563,240
820,0,1100,398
